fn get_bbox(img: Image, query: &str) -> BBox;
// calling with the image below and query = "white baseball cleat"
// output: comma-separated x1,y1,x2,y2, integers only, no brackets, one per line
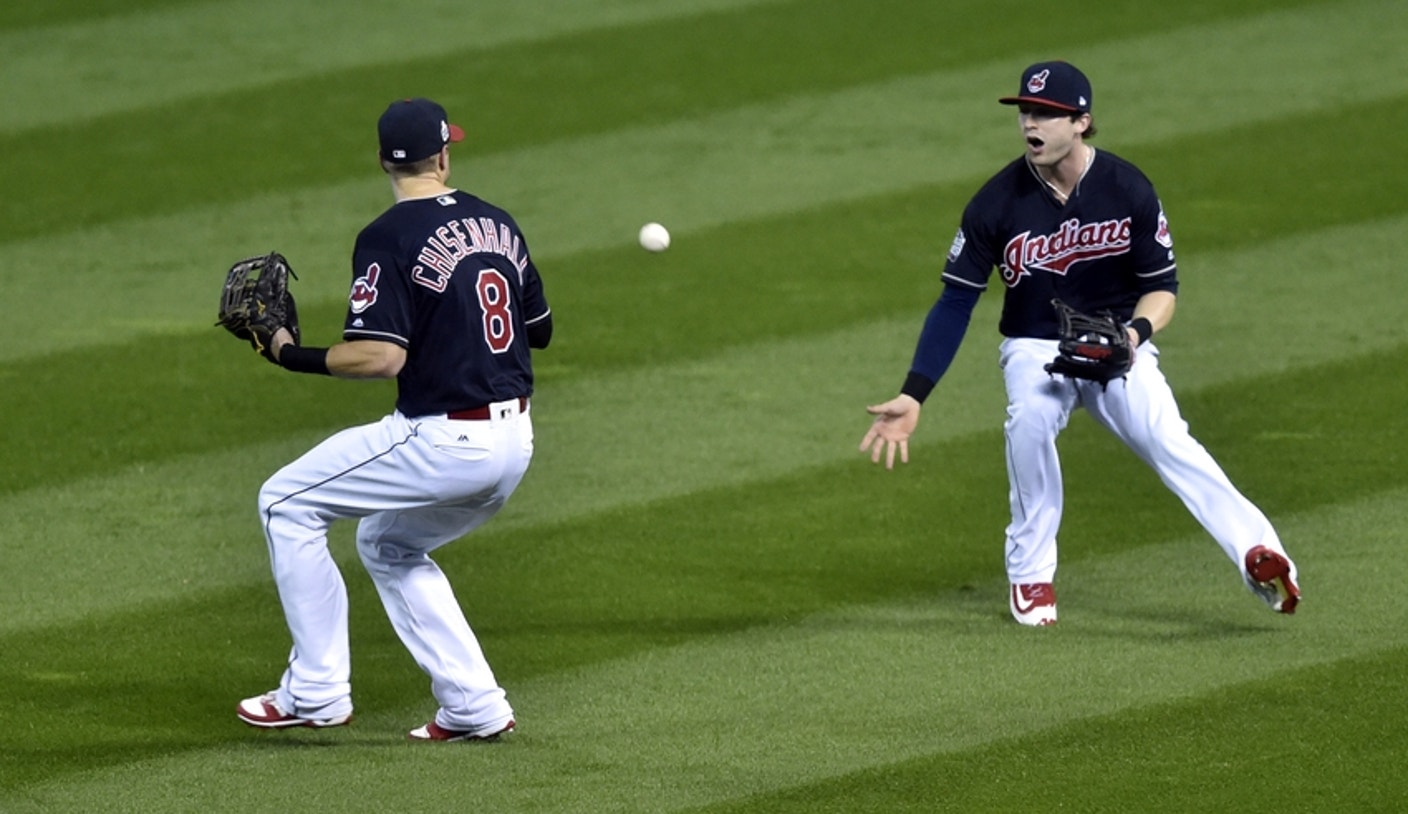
1010,583,1058,626
408,718,516,742
1244,545,1300,614
236,691,351,729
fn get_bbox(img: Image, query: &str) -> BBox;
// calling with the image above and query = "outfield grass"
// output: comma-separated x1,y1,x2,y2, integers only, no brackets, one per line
3,0,1406,811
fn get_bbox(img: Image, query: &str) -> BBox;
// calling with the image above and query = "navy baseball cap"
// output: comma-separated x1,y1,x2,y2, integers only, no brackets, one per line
999,61,1092,113
378,98,465,164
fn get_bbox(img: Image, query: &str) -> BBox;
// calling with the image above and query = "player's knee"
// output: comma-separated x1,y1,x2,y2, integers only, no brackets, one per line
256,477,314,528
256,479,284,517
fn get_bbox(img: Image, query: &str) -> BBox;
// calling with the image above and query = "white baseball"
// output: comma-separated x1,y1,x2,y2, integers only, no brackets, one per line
638,222,670,252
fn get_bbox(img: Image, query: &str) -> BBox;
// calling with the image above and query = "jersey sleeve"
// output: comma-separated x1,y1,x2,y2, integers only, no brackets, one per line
1127,183,1179,295
902,283,981,402
940,198,999,291
343,231,414,347
514,233,551,326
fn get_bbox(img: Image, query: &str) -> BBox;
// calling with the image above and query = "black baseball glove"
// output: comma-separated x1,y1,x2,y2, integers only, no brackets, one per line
216,251,300,362
1043,299,1133,384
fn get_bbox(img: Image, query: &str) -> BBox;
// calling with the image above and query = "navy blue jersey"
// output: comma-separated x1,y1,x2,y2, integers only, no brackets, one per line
942,149,1177,339
343,191,550,417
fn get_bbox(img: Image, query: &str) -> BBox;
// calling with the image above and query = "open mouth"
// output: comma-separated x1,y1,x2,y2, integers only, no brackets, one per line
1027,136,1045,148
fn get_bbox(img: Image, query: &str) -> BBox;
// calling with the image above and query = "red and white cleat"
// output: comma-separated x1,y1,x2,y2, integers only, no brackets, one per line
1010,583,1058,626
408,718,516,742
1244,545,1301,614
236,691,351,729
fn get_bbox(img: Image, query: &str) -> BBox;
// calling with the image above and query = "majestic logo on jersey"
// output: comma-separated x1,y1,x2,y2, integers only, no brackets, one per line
1027,69,1050,93
1000,217,1132,286
412,217,528,293
350,263,381,313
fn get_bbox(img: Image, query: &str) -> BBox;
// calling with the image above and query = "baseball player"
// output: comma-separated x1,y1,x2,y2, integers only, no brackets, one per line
235,98,551,738
859,62,1299,626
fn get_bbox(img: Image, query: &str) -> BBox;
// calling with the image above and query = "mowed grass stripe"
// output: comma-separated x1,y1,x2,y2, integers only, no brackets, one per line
0,0,1323,217
705,649,1408,813
3,7,1405,361
3,0,1324,132
3,315,1405,647
2,490,1400,811
488,508,1391,813
0,0,198,31
3,341,1402,801
0,206,1402,506
0,0,789,133
491,0,1406,256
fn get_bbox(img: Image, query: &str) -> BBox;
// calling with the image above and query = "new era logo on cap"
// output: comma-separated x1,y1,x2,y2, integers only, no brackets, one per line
999,61,1092,113
378,98,465,164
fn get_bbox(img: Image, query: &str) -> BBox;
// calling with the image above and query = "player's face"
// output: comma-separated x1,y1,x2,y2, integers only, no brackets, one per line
1017,104,1085,167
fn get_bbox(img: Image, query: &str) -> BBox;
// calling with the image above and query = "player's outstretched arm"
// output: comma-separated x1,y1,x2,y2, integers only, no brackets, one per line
860,394,922,470
270,330,407,379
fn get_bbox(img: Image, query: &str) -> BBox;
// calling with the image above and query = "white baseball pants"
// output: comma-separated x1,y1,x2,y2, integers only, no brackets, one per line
256,399,531,731
998,337,1286,585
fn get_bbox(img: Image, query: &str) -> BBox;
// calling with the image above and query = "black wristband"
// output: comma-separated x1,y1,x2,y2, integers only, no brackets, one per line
278,345,331,375
900,370,937,404
1129,317,1153,346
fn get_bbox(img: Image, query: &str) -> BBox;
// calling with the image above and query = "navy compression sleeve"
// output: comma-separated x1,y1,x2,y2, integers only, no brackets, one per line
900,284,981,403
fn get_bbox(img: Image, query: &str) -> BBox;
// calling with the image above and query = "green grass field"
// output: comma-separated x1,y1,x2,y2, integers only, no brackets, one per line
3,0,1407,811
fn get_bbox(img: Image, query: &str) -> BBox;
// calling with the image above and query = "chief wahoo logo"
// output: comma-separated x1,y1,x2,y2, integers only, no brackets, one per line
1027,69,1050,93
350,263,381,314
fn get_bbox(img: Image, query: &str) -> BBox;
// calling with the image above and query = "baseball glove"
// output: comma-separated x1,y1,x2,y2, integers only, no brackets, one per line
1043,299,1133,384
216,251,300,362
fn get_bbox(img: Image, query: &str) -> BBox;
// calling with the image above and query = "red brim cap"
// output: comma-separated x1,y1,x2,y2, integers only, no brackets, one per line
998,95,1084,112
448,123,465,143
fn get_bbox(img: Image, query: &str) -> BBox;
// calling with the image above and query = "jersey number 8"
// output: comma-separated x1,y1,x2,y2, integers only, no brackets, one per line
476,268,514,354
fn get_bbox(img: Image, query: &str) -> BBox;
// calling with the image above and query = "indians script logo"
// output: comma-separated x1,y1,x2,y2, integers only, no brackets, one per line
1000,217,1132,287
1027,69,1050,94
350,263,381,313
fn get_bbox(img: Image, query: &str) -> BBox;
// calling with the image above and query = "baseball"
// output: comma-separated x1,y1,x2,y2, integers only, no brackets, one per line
638,222,670,252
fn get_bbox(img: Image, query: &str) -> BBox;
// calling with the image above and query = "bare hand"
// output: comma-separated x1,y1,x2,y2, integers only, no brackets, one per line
859,394,921,469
